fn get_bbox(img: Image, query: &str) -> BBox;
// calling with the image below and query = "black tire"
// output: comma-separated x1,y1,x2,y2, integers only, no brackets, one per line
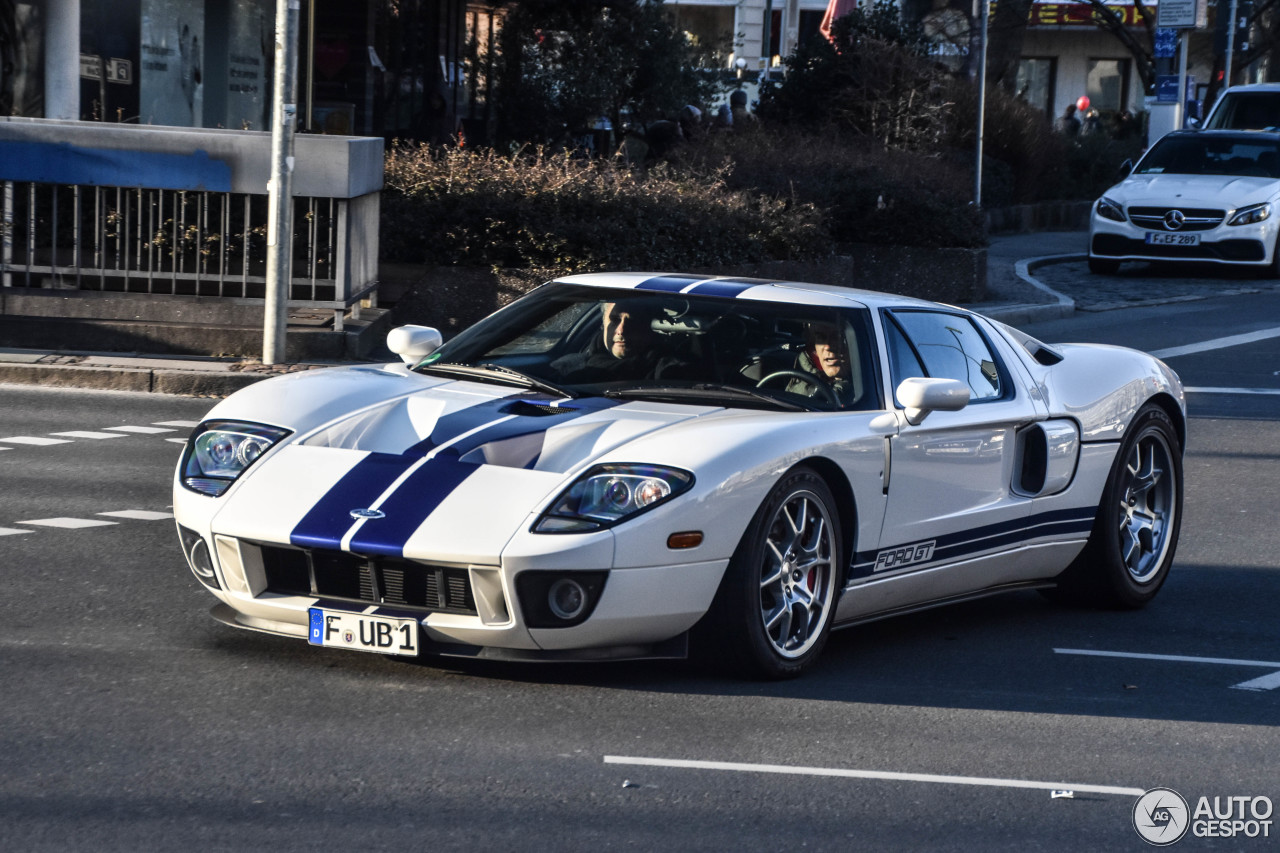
1088,256,1120,275
694,466,843,679
1049,405,1182,608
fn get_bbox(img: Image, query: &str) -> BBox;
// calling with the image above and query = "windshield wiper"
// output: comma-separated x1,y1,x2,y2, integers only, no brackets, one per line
603,383,812,412
418,362,577,398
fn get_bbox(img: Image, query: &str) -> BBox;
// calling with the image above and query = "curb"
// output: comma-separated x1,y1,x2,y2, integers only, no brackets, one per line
0,361,267,396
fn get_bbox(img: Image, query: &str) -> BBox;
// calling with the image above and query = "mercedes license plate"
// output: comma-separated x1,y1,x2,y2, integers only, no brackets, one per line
1145,232,1200,246
308,608,420,656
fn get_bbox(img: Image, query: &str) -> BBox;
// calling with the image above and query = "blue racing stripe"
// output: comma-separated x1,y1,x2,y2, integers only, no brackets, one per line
291,393,622,556
686,280,763,298
635,274,713,293
290,453,419,550
347,457,477,557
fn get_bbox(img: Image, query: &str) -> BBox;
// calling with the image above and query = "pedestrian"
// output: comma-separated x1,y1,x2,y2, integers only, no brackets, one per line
1055,104,1081,137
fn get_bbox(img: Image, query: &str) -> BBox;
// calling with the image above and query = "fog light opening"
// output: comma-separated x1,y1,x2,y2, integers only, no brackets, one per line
547,578,587,621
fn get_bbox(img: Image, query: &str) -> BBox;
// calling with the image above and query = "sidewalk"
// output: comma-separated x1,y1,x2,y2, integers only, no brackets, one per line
0,233,1090,397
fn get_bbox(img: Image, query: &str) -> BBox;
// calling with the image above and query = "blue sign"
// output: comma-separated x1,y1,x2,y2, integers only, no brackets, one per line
1155,28,1178,58
1156,75,1181,104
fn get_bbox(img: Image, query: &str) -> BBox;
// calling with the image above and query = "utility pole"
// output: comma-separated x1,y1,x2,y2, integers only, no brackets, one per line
264,0,300,365
975,0,989,207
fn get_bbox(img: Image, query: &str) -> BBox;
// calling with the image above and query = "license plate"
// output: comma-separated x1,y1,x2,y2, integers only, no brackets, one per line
308,608,420,657
1145,232,1200,246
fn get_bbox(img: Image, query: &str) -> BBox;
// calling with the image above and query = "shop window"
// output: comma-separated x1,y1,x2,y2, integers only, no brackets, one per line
1086,58,1130,112
1015,57,1056,117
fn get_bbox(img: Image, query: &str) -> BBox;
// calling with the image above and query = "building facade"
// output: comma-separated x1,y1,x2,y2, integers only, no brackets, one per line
1,0,495,141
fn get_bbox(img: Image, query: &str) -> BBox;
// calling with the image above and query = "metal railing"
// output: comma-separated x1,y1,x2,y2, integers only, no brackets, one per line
1,181,364,314
0,118,385,333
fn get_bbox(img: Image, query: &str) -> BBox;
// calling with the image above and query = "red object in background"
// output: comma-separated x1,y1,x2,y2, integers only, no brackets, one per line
1076,95,1091,112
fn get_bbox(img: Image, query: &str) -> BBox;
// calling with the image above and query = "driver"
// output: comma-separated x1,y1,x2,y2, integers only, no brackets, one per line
786,321,858,405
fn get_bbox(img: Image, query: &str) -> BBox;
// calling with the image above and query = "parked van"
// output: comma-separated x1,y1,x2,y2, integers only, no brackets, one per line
1202,83,1280,129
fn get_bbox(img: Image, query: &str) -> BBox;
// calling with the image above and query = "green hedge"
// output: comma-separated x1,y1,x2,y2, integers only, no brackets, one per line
381,144,826,272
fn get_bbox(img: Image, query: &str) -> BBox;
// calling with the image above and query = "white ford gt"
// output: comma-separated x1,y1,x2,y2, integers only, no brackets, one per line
174,274,1185,678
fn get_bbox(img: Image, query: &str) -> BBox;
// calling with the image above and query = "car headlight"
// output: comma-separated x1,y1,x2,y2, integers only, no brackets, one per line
180,420,291,497
1228,202,1272,226
1095,196,1126,223
534,464,694,533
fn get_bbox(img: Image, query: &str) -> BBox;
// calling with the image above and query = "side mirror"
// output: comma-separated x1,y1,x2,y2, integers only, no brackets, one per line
896,377,970,425
387,325,443,365
1115,158,1134,182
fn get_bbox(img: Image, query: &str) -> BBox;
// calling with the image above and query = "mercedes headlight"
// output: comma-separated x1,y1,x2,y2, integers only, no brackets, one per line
180,420,291,497
534,464,694,533
1228,202,1272,226
1095,196,1126,223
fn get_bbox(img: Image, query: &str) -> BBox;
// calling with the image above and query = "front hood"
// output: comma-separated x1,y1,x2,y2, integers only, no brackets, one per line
1109,174,1279,208
208,383,715,562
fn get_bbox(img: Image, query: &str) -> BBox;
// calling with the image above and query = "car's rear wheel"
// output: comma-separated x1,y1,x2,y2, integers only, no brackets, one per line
1049,404,1182,608
1088,256,1120,274
696,466,842,679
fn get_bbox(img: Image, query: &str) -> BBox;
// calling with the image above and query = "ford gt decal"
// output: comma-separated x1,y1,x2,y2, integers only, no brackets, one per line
851,506,1097,579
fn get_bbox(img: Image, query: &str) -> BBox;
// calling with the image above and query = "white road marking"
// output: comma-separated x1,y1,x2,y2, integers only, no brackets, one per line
152,421,199,428
16,517,117,529
1233,671,1280,692
0,436,73,446
1055,648,1280,692
1150,326,1280,359
97,510,174,521
166,438,187,444
0,527,34,536
103,426,176,434
50,430,128,439
1184,386,1280,396
603,756,1144,797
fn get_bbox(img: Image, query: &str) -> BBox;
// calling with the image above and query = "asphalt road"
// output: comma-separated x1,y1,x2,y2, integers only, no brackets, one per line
2,285,1279,851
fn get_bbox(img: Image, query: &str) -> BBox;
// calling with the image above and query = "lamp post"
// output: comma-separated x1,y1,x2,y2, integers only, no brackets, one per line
264,0,300,365
974,0,989,207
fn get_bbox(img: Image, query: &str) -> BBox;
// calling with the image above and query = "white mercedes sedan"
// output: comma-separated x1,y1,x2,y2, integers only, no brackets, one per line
1089,129,1280,274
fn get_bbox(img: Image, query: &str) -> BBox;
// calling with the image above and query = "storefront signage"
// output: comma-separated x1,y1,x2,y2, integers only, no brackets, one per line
1027,3,1147,27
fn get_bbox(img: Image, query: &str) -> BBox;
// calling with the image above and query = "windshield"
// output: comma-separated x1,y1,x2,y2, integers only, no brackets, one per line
1203,92,1280,130
1134,135,1280,178
417,284,882,412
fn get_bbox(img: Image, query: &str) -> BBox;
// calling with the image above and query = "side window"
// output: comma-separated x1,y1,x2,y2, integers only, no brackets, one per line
884,316,925,389
890,311,1005,402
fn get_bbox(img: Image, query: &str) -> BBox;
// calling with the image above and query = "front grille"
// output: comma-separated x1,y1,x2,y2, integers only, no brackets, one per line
258,543,477,615
1127,206,1224,231
1091,233,1266,262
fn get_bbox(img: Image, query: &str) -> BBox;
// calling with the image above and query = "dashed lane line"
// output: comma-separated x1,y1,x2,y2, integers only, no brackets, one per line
602,756,1145,797
1055,648,1280,692
97,510,174,521
50,431,128,439
16,517,118,529
1150,326,1280,360
0,527,33,536
0,436,74,446
104,426,177,434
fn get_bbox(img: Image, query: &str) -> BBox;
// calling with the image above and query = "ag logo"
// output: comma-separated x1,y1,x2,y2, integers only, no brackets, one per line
1134,787,1190,846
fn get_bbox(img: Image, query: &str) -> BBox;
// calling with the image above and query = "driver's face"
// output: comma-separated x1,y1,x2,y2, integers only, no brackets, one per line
602,303,655,359
810,327,847,379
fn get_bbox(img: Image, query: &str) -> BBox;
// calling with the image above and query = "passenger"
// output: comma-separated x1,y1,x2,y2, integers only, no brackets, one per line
552,300,679,383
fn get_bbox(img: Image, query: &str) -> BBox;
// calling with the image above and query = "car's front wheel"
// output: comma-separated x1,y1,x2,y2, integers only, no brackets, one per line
1051,404,1182,608
696,466,842,679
